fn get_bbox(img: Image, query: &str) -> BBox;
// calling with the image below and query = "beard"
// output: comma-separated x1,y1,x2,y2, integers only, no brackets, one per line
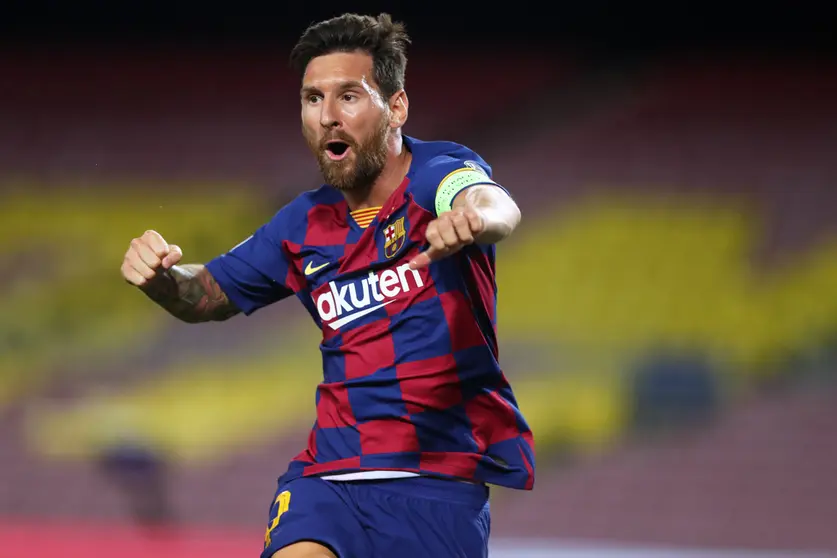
306,116,389,192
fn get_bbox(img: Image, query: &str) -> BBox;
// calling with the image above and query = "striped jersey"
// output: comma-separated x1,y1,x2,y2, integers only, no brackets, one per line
206,136,535,490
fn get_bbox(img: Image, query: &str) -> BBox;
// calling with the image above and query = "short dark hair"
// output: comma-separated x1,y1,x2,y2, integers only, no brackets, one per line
290,13,410,101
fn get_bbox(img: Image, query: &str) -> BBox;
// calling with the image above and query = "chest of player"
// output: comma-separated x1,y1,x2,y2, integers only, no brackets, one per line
291,194,432,289
288,195,438,333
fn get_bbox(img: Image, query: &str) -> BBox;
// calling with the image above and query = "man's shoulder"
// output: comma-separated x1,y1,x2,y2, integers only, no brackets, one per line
405,136,494,187
265,186,343,235
278,185,343,216
289,185,344,210
406,136,488,168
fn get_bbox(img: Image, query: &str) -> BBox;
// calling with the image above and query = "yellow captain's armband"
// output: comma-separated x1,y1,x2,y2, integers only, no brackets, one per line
434,166,496,215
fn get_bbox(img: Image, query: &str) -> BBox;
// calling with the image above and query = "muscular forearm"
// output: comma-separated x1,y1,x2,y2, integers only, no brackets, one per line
141,264,240,323
454,185,522,245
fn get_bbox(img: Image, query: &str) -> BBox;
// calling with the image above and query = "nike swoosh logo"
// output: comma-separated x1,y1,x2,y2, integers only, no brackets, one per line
305,261,330,276
328,301,395,330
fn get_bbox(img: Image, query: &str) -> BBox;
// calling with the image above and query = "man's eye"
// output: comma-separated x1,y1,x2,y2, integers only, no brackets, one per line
342,94,357,101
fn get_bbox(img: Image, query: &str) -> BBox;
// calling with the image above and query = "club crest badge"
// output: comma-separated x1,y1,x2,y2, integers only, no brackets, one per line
383,217,406,259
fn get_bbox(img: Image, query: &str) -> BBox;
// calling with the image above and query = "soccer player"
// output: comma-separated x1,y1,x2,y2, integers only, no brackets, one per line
120,12,534,558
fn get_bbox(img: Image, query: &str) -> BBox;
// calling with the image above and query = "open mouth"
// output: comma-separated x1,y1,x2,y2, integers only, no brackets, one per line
325,140,351,161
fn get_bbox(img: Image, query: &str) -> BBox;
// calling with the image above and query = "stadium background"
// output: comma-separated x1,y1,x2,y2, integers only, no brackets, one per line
1,2,836,556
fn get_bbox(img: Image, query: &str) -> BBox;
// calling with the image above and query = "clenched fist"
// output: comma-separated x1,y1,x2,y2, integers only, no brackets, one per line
121,230,183,288
409,208,485,270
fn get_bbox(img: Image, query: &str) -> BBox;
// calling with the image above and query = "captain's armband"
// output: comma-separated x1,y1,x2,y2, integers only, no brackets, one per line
434,163,497,215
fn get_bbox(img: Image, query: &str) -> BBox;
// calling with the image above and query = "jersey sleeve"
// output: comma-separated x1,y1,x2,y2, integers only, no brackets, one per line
204,205,298,316
412,153,509,216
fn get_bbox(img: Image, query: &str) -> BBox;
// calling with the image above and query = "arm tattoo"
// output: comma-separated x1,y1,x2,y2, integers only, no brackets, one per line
141,264,240,323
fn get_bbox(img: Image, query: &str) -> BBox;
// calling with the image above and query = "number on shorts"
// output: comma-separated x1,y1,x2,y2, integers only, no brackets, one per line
264,491,291,547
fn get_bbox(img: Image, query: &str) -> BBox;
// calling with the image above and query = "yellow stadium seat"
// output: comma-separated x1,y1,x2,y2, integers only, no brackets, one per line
0,185,273,407
25,328,323,461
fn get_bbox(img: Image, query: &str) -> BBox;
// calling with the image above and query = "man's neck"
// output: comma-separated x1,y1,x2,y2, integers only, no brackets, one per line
344,135,412,212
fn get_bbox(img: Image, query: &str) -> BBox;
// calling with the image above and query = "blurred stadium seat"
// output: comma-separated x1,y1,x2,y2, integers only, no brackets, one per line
0,188,271,407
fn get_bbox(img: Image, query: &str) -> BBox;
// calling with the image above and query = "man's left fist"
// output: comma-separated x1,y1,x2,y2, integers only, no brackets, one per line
409,208,485,270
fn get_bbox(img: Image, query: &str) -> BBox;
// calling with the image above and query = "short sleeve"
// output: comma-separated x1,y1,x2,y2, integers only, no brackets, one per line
205,206,297,316
411,154,507,216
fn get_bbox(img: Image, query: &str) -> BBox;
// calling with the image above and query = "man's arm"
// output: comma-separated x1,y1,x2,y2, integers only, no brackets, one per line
453,184,521,245
122,230,240,323
141,264,241,324
410,184,521,270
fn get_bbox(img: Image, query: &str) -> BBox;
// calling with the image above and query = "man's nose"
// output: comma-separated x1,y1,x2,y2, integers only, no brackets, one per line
319,98,341,129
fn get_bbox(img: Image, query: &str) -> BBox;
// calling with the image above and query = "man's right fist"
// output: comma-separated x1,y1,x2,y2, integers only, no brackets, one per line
121,230,183,288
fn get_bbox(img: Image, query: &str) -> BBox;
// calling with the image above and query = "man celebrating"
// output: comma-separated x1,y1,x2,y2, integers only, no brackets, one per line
121,12,534,558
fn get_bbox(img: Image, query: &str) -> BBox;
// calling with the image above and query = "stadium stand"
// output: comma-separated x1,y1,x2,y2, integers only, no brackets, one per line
481,57,837,551
1,49,836,553
491,381,837,552
0,189,271,408
0,49,570,184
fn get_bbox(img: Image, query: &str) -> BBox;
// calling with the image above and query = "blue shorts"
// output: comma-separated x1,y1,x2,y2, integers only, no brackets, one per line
260,476,491,558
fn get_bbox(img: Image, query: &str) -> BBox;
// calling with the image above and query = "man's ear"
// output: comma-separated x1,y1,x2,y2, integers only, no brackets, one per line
389,89,409,128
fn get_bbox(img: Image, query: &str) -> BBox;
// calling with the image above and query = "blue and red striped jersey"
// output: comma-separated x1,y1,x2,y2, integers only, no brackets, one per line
206,136,535,490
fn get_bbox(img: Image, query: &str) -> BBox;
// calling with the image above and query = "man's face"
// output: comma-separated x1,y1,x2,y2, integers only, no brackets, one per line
301,51,390,191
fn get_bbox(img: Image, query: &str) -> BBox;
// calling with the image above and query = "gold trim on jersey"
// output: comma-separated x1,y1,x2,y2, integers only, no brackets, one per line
350,206,382,229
